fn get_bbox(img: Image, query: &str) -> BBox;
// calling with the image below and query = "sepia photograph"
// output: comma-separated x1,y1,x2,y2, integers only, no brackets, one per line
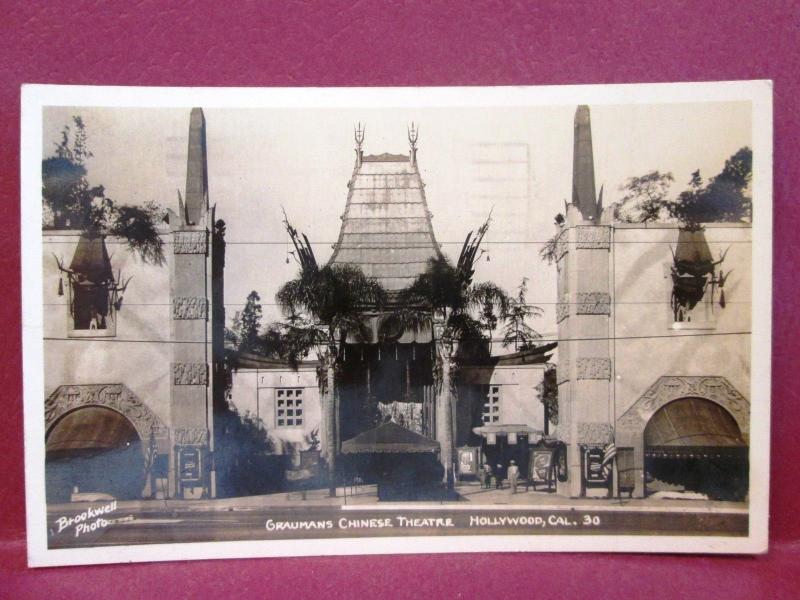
21,82,772,566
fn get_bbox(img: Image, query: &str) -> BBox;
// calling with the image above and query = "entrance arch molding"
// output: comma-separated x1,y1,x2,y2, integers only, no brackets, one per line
45,384,168,453
617,376,749,446
615,376,749,498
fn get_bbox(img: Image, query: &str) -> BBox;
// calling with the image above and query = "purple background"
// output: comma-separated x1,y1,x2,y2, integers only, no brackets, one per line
1,1,798,597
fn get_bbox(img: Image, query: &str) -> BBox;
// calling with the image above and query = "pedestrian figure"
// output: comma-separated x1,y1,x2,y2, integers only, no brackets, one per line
495,463,504,489
479,462,493,489
508,460,520,494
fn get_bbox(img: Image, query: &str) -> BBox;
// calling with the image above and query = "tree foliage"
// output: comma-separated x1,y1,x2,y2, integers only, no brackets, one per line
536,364,558,426
42,116,165,264
237,291,264,354
214,405,282,498
669,147,752,227
614,170,674,223
610,147,752,228
502,278,543,351
276,263,388,365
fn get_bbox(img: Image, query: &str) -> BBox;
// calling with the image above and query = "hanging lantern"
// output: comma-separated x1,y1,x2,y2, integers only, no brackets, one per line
57,277,64,296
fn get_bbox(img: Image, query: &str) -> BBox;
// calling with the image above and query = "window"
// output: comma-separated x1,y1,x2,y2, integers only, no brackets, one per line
66,277,117,337
276,388,304,427
668,229,726,330
57,235,121,338
71,279,113,330
482,386,501,424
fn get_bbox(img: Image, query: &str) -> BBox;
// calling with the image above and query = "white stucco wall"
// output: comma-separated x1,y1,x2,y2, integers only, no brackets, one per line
229,366,322,454
43,230,174,428
460,363,547,433
611,223,752,421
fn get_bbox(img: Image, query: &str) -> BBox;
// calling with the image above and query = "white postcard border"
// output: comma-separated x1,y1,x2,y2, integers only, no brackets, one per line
21,81,773,567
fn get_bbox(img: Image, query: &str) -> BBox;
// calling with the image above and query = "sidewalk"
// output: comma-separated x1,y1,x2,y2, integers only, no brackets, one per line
48,481,748,514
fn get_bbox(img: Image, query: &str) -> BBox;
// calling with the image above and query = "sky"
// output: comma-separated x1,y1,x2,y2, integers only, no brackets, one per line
42,101,752,343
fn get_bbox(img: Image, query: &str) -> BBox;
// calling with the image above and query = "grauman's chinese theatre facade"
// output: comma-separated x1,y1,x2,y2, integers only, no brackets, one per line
230,128,551,483
555,106,751,500
43,108,226,502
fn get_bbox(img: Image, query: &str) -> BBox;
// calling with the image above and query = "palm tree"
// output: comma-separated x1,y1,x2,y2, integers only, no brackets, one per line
276,213,387,496
388,216,509,490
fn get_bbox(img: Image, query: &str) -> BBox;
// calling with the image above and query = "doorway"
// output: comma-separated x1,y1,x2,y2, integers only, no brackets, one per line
46,406,145,502
644,397,748,501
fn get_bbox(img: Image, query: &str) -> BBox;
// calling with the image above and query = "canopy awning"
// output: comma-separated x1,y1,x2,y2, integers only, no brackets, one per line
472,424,543,437
644,397,746,448
341,421,440,454
46,406,139,454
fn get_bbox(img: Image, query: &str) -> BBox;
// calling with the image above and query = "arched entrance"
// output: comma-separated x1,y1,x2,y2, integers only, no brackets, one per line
643,397,748,500
616,376,749,499
44,384,167,503
46,407,144,502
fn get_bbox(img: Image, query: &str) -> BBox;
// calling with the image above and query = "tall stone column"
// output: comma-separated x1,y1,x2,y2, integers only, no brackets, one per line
555,105,614,498
169,108,214,499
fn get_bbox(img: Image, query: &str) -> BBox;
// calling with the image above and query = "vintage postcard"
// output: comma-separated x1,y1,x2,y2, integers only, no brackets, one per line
21,82,772,566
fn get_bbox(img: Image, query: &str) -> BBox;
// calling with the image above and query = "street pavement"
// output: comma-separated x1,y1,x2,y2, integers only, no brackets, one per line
44,481,748,549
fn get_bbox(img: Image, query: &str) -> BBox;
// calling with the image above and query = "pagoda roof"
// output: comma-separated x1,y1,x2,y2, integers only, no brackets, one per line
328,153,443,292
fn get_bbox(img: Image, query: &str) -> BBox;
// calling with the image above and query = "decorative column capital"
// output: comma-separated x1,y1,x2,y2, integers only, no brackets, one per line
575,225,611,249
172,297,208,320
173,231,208,254
576,292,611,315
576,357,612,380
172,362,208,385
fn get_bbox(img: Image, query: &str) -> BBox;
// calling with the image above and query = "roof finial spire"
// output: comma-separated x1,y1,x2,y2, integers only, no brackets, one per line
184,107,208,227
408,122,419,166
354,121,365,168
571,105,600,222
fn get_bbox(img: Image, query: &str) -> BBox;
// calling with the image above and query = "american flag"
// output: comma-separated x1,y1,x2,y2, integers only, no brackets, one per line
602,442,616,479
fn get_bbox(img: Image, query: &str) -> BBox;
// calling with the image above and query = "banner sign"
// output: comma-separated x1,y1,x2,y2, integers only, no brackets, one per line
584,447,607,483
530,448,556,488
457,447,479,476
178,448,202,484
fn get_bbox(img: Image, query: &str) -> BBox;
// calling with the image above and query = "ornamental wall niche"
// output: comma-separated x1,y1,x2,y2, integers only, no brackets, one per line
45,384,168,451
616,376,750,446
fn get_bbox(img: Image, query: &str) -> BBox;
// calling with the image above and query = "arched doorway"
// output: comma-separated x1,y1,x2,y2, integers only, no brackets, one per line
46,406,145,503
644,397,748,501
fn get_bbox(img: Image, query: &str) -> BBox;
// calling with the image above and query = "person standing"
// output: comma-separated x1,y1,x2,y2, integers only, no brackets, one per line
508,460,520,494
479,462,491,489
495,463,504,489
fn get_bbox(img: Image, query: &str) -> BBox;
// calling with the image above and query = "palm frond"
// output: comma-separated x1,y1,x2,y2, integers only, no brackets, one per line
468,281,510,316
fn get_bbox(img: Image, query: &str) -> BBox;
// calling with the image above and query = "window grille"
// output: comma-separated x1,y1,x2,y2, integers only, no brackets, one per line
276,388,304,427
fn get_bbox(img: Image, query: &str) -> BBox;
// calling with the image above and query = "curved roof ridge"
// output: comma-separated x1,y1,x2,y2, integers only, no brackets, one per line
328,148,443,291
